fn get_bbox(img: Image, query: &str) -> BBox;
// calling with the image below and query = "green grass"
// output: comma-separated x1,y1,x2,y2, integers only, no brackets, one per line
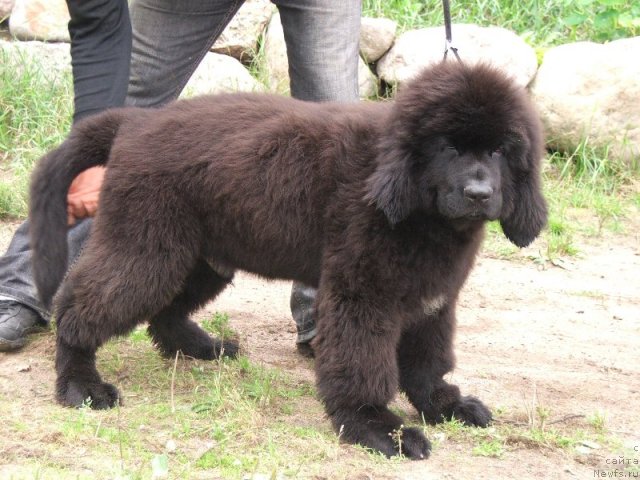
363,0,640,46
0,47,72,218
429,409,620,463
0,327,334,479
200,312,236,340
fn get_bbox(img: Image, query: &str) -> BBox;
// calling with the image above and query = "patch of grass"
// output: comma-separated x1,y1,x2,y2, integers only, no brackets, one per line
545,142,636,240
362,0,639,46
588,411,607,434
472,438,505,457
424,405,620,460
17,327,336,479
0,47,72,218
201,311,236,340
128,327,151,344
546,216,578,259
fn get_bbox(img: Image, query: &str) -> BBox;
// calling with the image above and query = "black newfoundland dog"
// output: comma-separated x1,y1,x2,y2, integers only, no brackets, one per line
30,61,546,460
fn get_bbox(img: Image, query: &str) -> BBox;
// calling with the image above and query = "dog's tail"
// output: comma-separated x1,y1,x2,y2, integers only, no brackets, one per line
29,109,128,309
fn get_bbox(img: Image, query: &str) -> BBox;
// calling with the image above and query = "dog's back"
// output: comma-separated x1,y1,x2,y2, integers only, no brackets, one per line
97,94,386,285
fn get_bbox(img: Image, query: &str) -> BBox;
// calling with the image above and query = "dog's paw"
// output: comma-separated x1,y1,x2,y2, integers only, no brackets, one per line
394,426,432,460
56,378,121,410
213,338,239,359
447,395,492,427
332,407,431,460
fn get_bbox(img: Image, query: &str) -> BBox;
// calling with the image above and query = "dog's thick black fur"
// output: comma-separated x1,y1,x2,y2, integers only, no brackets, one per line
30,61,547,459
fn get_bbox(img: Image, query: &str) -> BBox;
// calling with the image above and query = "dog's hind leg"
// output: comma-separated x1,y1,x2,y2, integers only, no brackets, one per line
54,220,203,409
148,259,238,360
397,304,492,427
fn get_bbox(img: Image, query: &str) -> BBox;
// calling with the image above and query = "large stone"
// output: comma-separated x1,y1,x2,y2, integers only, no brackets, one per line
1,0,15,21
358,58,378,99
377,24,537,89
531,37,640,164
212,0,273,64
9,0,69,42
360,17,397,63
262,11,289,94
263,12,375,99
182,52,265,97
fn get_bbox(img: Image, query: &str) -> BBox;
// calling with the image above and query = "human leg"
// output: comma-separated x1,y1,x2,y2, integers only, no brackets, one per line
275,0,361,349
1,0,131,351
66,0,132,121
275,0,361,102
126,0,245,107
0,219,92,351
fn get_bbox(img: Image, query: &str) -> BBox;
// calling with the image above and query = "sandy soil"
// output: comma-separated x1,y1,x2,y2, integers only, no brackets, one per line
0,219,639,479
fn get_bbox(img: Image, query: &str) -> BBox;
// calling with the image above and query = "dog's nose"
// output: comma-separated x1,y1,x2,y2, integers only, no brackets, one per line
463,183,493,202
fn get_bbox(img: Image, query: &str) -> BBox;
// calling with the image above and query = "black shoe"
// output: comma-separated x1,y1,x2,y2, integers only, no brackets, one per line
296,341,315,358
0,300,45,351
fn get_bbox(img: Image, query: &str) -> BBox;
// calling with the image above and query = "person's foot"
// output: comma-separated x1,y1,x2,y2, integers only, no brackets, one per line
0,300,45,351
296,340,314,358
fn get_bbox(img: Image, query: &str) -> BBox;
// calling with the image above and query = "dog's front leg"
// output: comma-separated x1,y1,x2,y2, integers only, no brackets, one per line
398,303,492,427
313,289,432,460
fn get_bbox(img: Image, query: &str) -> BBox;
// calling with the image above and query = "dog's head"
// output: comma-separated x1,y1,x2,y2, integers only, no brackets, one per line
366,61,547,247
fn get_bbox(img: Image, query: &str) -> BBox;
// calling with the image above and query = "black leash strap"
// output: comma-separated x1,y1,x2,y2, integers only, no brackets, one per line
442,0,461,61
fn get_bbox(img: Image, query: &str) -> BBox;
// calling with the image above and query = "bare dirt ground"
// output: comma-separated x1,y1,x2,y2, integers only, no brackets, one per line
0,217,639,479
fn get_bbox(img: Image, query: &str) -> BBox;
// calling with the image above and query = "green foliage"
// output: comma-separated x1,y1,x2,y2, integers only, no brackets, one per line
363,0,640,46
562,0,640,42
588,411,607,434
201,312,236,340
0,48,72,218
472,439,505,457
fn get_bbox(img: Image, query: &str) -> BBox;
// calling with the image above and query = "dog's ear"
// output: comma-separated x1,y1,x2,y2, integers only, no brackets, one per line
365,145,416,226
500,169,547,247
501,102,548,247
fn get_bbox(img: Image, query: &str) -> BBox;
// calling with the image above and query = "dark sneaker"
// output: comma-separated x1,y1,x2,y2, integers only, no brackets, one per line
0,300,46,351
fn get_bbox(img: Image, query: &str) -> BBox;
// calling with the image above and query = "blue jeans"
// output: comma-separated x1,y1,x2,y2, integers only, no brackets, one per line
0,219,91,320
0,0,360,342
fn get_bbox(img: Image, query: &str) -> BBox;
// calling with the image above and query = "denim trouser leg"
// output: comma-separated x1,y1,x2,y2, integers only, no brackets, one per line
0,219,92,321
125,0,361,343
277,0,361,342
126,0,245,108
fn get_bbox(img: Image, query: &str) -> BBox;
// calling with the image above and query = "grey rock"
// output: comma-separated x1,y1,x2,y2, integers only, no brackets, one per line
212,0,274,64
182,52,265,98
0,0,15,21
531,37,640,164
263,12,375,99
360,17,397,63
9,0,69,42
377,24,538,89
263,12,289,94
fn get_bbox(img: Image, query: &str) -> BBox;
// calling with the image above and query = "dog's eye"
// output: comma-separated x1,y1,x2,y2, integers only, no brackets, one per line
492,146,504,157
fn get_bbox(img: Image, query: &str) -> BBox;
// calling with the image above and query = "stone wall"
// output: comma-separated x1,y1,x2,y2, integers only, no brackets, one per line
3,0,639,164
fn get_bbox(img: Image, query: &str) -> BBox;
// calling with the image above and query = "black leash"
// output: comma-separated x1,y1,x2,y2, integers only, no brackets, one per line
442,0,461,61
